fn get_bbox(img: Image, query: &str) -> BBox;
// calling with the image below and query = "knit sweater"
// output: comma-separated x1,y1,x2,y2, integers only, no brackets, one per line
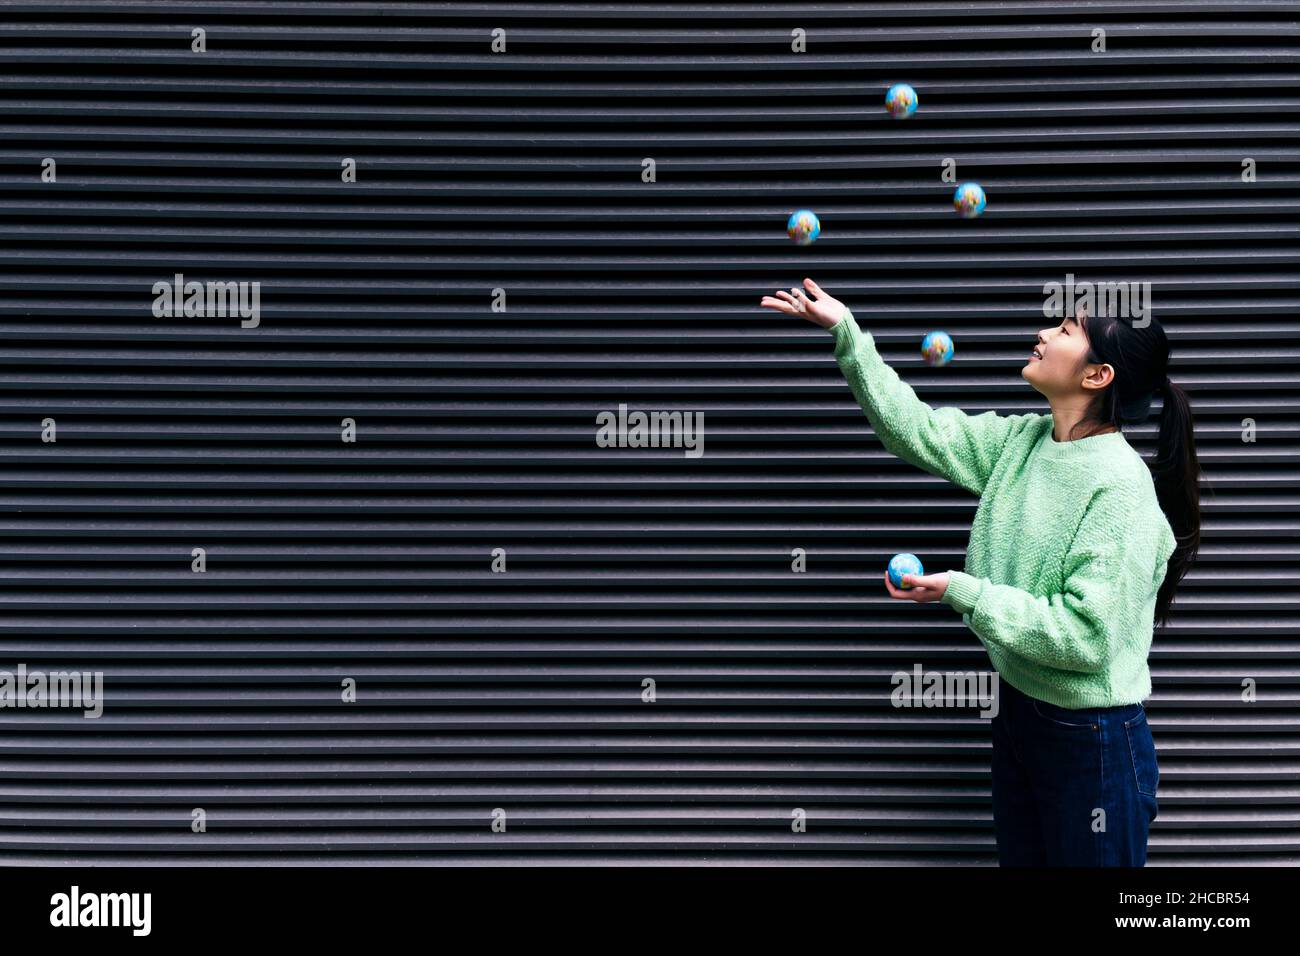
829,307,1178,709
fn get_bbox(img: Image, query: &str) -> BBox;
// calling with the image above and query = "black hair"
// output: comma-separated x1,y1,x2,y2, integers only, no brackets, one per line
1074,306,1201,630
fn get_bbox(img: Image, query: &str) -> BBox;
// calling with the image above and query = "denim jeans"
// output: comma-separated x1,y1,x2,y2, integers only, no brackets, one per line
990,677,1159,866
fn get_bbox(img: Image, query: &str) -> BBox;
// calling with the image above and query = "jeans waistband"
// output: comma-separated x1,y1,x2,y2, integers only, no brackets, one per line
998,676,1140,713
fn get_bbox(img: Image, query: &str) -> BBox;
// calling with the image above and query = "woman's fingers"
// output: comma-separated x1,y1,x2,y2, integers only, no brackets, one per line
884,570,915,600
759,285,832,327
786,288,819,317
903,574,939,594
803,277,825,299
758,294,798,316
760,290,802,312
885,570,941,602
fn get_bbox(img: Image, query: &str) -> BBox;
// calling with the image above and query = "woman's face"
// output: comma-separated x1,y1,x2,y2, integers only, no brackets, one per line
1022,308,1112,398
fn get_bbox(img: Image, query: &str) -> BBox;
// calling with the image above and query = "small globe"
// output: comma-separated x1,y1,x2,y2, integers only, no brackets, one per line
921,331,955,366
885,83,918,119
888,552,925,589
787,209,821,245
954,182,987,218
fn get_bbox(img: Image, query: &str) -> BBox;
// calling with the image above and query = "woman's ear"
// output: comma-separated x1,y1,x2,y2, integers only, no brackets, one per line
1083,361,1115,391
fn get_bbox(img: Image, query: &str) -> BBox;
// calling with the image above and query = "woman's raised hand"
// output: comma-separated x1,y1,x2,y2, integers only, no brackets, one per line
759,277,847,331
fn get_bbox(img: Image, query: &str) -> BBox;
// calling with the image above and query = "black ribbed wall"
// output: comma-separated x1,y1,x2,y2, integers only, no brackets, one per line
0,1,1298,865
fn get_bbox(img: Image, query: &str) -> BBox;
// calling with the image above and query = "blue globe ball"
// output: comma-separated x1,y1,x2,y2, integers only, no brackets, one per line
921,330,954,366
954,182,987,218
888,552,925,589
787,209,821,245
885,83,918,119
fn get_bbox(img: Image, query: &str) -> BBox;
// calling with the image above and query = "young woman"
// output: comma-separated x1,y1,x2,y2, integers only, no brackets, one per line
761,278,1201,867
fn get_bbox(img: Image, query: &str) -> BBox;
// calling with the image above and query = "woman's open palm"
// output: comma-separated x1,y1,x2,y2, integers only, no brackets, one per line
760,277,846,330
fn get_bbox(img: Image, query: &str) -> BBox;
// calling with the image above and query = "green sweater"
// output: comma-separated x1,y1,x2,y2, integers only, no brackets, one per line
830,307,1178,709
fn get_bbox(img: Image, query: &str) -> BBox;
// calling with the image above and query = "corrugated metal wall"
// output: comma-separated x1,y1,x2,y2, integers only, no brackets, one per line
0,1,1297,865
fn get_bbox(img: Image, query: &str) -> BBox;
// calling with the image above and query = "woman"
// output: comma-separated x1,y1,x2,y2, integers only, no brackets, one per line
761,278,1201,866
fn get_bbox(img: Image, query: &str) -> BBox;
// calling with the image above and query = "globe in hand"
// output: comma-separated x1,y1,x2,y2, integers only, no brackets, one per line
888,552,925,589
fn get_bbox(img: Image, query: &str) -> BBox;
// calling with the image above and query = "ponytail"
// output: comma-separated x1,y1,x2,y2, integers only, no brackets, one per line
1150,377,1201,630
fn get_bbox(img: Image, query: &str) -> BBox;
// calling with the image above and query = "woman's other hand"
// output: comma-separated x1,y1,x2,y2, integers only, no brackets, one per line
884,570,950,603
760,277,847,331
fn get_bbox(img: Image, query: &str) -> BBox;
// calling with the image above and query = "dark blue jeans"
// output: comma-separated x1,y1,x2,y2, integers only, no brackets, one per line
991,677,1159,866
